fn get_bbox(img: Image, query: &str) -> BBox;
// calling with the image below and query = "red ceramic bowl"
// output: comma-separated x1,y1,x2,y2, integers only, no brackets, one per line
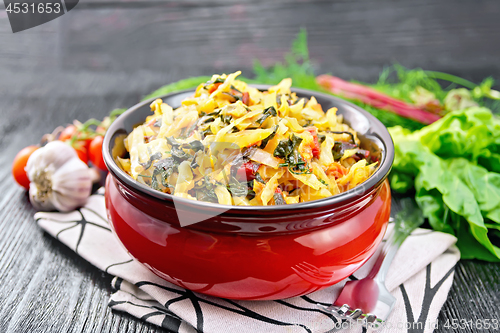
103,86,394,301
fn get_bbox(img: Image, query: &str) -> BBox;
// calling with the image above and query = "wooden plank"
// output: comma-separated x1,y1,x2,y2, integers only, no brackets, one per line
1,0,500,82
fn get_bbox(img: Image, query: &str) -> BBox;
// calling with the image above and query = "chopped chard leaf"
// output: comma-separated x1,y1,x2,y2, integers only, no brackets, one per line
188,140,205,152
227,177,249,197
222,92,240,102
166,136,182,147
246,189,256,200
273,134,310,175
220,114,232,124
273,188,286,205
259,125,278,149
273,139,294,159
255,173,265,184
207,109,222,117
190,151,201,168
317,134,326,144
153,157,175,170
171,146,191,160
203,77,225,88
332,141,358,161
329,131,356,145
200,115,216,124
230,85,242,93
153,118,162,127
201,127,213,138
195,175,218,202
139,152,162,170
256,106,277,125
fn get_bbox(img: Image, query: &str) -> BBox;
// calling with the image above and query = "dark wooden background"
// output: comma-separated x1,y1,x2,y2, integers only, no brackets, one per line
1,1,499,332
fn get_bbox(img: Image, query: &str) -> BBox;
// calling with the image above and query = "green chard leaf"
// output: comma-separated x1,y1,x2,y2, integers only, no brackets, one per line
256,106,277,125
445,159,500,224
389,108,500,261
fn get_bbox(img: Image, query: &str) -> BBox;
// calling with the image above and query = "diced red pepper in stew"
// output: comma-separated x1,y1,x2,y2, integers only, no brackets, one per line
236,162,259,181
352,149,370,162
242,92,250,105
305,127,321,158
208,83,222,94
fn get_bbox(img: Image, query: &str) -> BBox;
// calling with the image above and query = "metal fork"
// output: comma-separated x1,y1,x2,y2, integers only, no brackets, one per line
318,198,424,330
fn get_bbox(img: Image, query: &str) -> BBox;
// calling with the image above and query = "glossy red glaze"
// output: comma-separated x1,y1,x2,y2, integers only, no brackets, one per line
105,174,391,300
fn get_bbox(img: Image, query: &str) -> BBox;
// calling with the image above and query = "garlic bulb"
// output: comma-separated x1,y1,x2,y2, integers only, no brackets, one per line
26,140,92,212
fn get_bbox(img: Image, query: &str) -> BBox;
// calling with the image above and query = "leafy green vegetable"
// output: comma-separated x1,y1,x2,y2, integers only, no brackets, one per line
374,65,500,113
390,108,500,261
350,100,425,131
253,28,322,91
332,141,357,161
256,106,277,125
142,76,212,101
393,197,425,239
273,191,286,205
329,131,356,144
374,65,450,104
139,152,162,170
273,138,295,160
194,176,218,203
227,177,250,197
255,173,265,184
273,134,310,174
443,88,478,111
416,107,500,173
259,125,278,149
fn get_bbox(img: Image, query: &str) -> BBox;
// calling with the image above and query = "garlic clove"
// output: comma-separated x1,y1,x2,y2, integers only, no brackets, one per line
26,140,94,212
29,184,57,211
51,158,92,212
26,140,76,175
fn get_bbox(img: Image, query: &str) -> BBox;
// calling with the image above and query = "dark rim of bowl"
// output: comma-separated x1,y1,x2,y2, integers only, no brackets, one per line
103,85,394,212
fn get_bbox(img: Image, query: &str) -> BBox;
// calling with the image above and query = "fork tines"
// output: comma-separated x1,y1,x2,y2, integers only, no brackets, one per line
318,304,382,330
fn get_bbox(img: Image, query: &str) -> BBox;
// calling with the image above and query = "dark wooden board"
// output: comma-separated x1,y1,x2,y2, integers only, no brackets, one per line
1,1,499,332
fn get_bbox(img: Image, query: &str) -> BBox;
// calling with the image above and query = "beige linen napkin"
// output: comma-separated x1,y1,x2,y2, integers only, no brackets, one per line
35,188,460,333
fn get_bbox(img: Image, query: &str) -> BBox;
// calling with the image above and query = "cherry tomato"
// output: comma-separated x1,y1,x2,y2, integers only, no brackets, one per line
59,125,77,141
72,142,89,165
89,135,107,171
12,145,38,189
59,125,93,151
